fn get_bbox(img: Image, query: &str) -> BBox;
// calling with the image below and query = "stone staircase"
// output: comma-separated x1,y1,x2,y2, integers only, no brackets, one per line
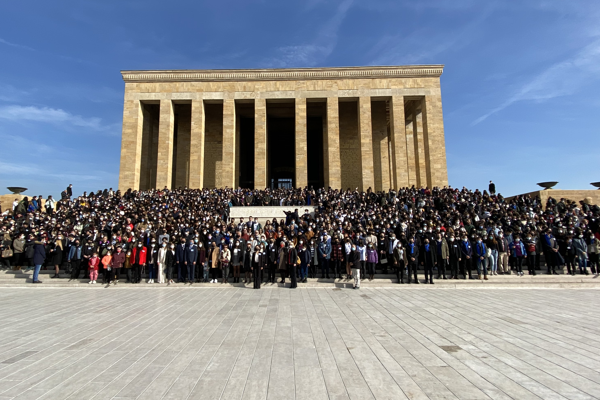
0,269,599,289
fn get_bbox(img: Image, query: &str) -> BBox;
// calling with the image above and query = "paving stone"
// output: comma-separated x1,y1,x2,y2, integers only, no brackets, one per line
0,288,599,399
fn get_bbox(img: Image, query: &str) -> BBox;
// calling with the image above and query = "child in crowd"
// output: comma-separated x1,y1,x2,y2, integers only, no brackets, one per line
88,252,100,284
101,251,112,284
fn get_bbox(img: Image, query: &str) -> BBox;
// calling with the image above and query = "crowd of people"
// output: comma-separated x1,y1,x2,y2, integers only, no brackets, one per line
1,183,599,289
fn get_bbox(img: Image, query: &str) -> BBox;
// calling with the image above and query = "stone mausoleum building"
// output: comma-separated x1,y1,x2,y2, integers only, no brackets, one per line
118,65,448,192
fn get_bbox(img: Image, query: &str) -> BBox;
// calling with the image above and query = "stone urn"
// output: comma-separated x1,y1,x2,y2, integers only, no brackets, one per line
536,182,558,190
6,187,27,194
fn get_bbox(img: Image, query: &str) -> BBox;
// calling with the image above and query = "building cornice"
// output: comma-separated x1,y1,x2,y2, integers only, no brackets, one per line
121,65,444,83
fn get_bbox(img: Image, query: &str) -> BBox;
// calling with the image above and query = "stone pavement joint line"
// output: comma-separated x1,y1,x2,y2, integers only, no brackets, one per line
0,288,599,400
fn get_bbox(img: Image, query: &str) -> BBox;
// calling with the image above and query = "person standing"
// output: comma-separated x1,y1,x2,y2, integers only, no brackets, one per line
242,242,253,284
208,242,220,283
573,232,589,275
317,237,331,279
448,235,461,279
157,243,167,284
393,242,407,283
147,240,158,284
165,243,176,285
221,244,231,284
509,236,527,277
185,239,198,284
130,242,147,284
366,243,378,281
350,244,361,289
49,237,63,279
89,252,100,284
231,241,242,283
419,238,437,284
435,233,449,279
407,237,419,284
68,239,82,280
277,242,287,284
267,238,277,283
175,238,186,283
287,242,298,289
32,236,46,284
488,180,496,195
298,242,310,283
475,236,488,280
111,245,126,285
524,233,538,276
101,251,112,284
252,245,264,289
460,235,473,279
496,231,510,275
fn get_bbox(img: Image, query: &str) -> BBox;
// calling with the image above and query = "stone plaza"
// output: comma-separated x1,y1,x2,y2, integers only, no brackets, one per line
118,66,448,192
0,287,599,400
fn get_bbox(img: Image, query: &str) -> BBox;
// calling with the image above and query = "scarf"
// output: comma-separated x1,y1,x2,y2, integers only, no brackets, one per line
425,244,430,252
409,243,414,254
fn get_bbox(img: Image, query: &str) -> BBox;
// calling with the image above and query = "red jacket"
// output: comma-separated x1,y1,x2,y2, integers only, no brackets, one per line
88,257,100,270
130,246,147,265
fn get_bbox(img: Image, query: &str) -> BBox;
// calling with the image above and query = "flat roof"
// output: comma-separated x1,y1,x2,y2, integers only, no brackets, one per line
121,65,444,82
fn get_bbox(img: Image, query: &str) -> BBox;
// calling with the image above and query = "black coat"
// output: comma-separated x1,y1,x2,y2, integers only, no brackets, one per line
165,249,176,268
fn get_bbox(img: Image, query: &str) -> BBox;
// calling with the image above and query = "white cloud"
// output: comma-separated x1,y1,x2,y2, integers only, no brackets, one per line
472,39,600,125
0,38,35,51
0,105,111,131
267,0,353,67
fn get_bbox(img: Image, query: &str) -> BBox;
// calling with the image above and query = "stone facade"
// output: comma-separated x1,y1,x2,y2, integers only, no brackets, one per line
118,65,449,191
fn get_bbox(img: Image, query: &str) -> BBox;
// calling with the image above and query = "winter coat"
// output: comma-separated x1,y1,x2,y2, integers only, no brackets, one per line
130,246,147,265
89,257,101,271
366,248,379,263
33,242,46,265
111,251,126,268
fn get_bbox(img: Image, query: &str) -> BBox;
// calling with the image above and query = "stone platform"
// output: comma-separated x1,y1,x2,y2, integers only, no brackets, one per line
0,287,599,399
1,269,599,289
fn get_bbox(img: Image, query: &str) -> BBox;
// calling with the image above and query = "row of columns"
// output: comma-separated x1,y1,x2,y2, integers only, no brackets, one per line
120,95,446,191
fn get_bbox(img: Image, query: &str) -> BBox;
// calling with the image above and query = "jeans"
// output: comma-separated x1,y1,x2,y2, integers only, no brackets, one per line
476,257,488,276
300,263,308,279
203,268,209,282
578,258,588,272
147,263,154,280
490,250,498,273
33,264,42,282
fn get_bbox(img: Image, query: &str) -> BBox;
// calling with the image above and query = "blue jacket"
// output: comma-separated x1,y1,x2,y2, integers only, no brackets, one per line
68,245,82,261
185,245,198,263
460,240,472,257
33,243,46,265
175,243,186,263
475,242,487,258
317,242,331,259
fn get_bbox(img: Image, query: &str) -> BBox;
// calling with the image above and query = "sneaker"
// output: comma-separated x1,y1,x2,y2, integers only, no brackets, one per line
93,281,97,284
88,281,93,284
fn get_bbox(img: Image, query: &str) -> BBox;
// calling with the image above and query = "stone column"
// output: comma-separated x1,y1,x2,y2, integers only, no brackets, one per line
413,104,428,188
389,96,408,189
254,98,267,189
404,103,417,187
175,107,191,188
358,96,375,192
325,98,341,189
118,100,144,192
295,98,307,188
189,99,205,189
422,95,448,187
221,98,236,188
156,99,174,189
371,101,389,191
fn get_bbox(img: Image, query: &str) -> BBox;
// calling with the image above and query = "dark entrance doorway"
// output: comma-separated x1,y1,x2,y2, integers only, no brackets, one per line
267,101,295,189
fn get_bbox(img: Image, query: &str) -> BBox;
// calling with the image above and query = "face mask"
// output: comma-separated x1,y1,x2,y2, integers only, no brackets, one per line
138,244,142,247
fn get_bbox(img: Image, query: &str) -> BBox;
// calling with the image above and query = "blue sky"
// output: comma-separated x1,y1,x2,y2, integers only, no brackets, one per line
1,0,599,198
